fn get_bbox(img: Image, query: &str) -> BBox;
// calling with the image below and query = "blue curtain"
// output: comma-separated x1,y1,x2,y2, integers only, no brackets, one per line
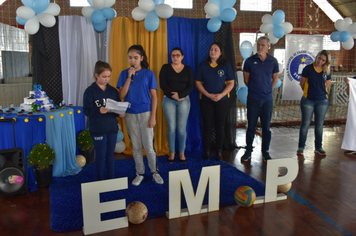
167,17,214,153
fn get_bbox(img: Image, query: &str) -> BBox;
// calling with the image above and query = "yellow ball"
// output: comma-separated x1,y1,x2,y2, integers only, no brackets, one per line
278,182,292,193
234,186,256,207
125,201,148,224
76,155,86,167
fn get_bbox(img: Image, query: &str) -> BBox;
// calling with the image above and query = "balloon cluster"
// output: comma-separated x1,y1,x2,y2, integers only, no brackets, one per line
330,17,356,50
115,124,126,153
204,0,237,33
16,0,60,35
81,0,116,32
132,0,173,32
259,10,293,44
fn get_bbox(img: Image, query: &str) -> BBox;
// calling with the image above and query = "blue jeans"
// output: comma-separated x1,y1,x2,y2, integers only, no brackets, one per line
162,96,190,153
91,132,117,180
298,97,329,149
246,100,273,153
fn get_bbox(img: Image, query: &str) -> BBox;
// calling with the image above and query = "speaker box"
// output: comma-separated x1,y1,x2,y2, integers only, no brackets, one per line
0,119,27,197
0,148,27,196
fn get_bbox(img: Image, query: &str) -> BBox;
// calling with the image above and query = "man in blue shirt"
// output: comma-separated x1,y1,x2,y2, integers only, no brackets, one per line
241,36,279,162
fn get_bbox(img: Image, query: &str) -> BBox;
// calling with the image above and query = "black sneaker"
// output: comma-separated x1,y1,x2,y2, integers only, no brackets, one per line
263,152,272,162
344,150,356,155
314,148,326,156
241,151,251,162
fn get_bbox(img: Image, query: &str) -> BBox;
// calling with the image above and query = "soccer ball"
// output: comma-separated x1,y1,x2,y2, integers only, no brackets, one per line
76,155,86,167
125,201,148,224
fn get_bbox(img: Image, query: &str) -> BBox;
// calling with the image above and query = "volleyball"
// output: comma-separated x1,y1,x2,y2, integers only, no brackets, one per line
234,186,256,207
278,182,292,193
76,155,86,167
125,201,148,224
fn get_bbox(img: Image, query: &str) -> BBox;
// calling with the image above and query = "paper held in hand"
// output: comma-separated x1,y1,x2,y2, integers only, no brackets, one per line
106,99,130,115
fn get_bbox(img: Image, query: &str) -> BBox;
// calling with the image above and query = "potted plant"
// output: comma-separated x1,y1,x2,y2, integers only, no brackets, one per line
27,143,55,187
77,129,95,164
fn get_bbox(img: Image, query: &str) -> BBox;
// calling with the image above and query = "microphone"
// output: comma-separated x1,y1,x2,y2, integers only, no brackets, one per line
131,65,135,82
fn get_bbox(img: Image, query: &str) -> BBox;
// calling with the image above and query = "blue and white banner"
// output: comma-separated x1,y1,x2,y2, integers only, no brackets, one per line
282,34,323,100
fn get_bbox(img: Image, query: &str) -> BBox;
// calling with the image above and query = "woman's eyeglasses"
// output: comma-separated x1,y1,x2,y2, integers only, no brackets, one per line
171,54,181,57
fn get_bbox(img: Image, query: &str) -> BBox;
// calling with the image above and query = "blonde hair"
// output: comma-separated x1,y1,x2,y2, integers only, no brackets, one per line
314,50,331,75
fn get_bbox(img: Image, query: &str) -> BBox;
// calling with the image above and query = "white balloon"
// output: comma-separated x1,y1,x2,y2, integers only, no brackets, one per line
93,0,105,10
82,6,95,17
206,14,212,19
117,123,121,131
132,7,148,21
114,141,126,153
252,42,257,54
155,4,173,19
113,9,117,17
104,0,115,8
16,6,35,20
347,22,356,35
260,23,273,33
37,13,56,27
342,37,354,50
280,22,293,34
25,17,40,35
232,7,237,16
335,19,346,31
344,17,353,27
43,3,60,16
204,2,220,18
268,32,279,44
138,0,156,13
236,71,245,87
262,14,272,24
352,34,356,39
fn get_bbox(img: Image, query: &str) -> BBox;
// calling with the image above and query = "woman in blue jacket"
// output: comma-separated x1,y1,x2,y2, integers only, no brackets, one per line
83,61,124,181
298,50,331,156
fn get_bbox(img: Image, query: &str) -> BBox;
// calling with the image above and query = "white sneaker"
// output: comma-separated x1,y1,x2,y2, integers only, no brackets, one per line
132,175,144,186
152,173,164,185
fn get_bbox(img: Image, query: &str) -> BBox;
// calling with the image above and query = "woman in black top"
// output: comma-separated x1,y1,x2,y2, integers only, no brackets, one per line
159,47,194,163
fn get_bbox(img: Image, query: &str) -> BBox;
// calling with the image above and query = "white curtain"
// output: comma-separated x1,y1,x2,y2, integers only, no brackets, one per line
342,78,356,151
59,16,98,106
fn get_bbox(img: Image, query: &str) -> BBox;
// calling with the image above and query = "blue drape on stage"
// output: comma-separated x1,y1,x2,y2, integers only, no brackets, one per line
167,17,214,153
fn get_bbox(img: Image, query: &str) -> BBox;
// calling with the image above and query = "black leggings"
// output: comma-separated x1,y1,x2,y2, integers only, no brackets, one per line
200,98,230,151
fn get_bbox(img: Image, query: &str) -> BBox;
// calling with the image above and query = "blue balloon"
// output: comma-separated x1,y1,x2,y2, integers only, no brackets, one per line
330,31,340,42
220,8,236,22
144,11,160,32
32,0,49,14
275,78,281,88
16,16,28,25
339,31,350,43
117,131,124,143
220,0,236,10
21,0,34,7
237,87,248,106
240,41,253,59
272,10,285,26
93,20,107,32
273,25,285,39
153,0,165,6
102,7,115,20
207,17,222,33
91,10,105,24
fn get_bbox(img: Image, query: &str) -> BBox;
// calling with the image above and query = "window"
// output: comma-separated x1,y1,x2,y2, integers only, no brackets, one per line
165,0,192,9
240,0,272,12
323,35,340,50
69,0,193,9
312,0,343,22
239,33,265,48
70,0,90,7
274,49,285,71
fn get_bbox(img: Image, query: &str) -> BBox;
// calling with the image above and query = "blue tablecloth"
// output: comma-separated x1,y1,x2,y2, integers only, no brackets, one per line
0,106,85,191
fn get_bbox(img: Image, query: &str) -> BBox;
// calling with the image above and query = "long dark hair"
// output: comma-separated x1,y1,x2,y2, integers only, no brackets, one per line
204,42,227,65
128,45,149,69
94,61,111,80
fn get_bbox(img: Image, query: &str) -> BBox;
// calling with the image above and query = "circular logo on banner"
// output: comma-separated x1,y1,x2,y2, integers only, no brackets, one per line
286,50,315,82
